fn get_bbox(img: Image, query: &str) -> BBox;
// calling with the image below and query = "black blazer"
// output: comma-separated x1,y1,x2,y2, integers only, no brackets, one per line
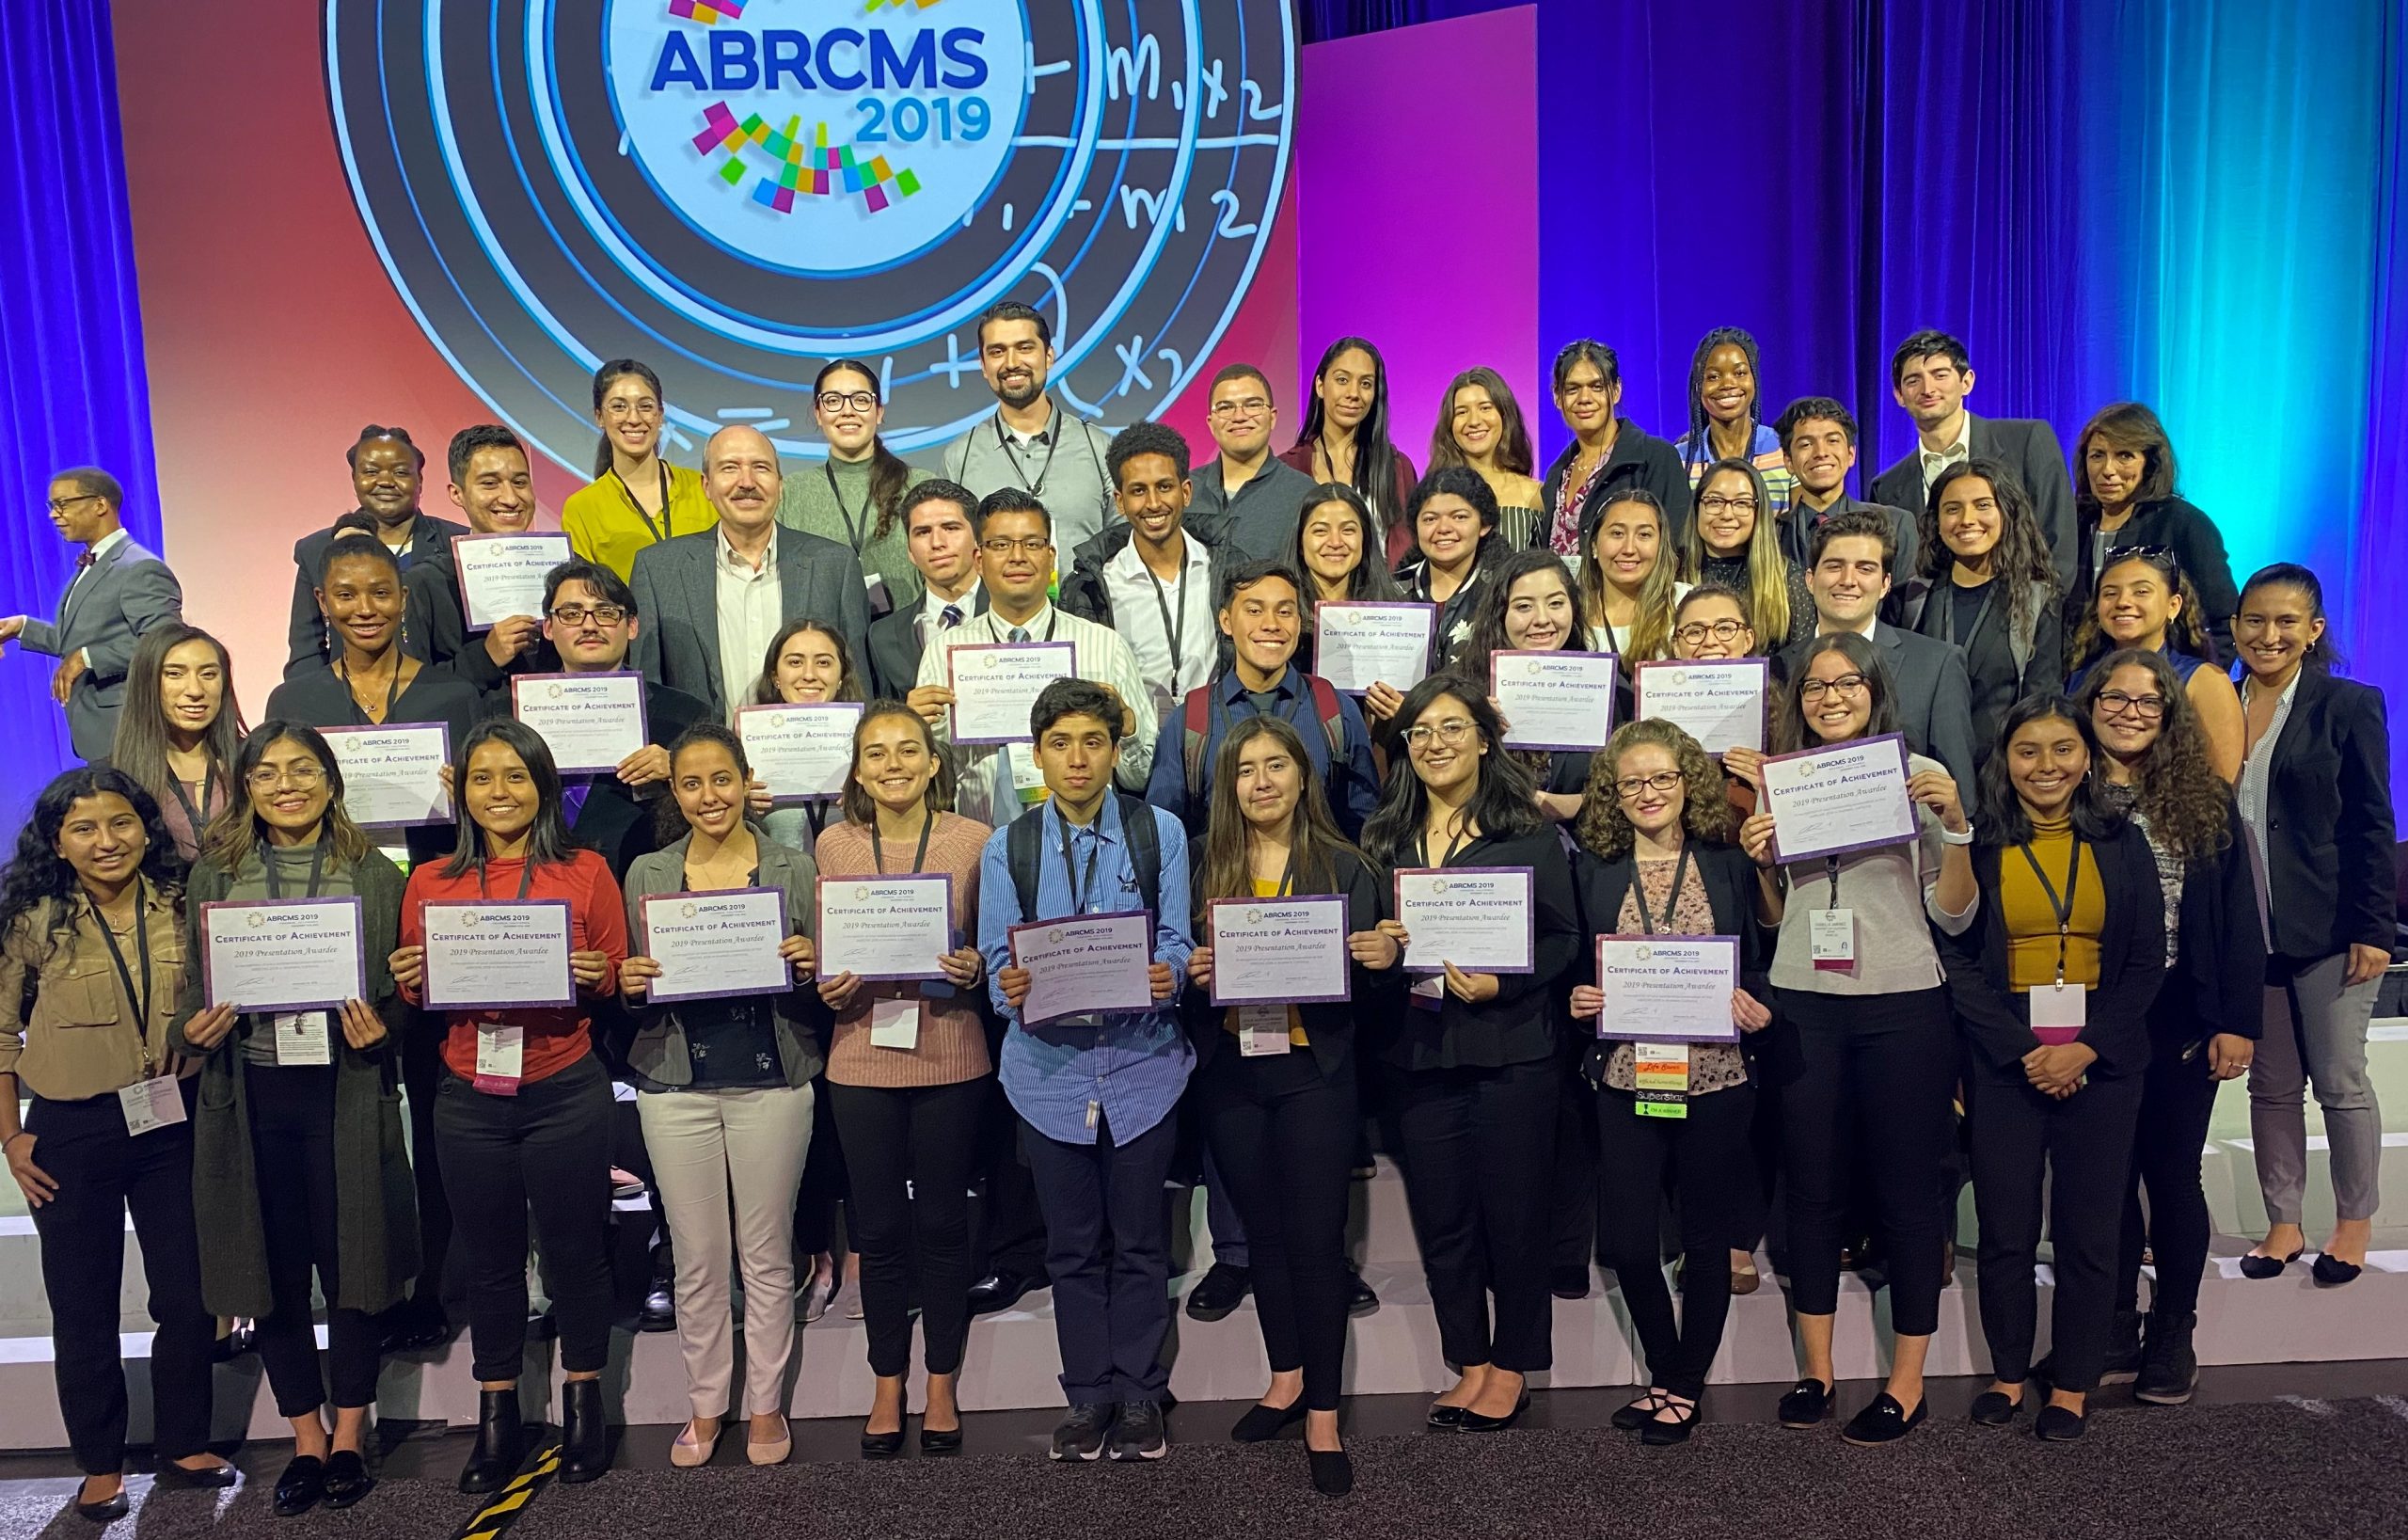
1184,846,1399,1079
1570,840,1769,1079
2158,805,2269,1046
2252,668,2396,961
2069,496,2238,660
1370,826,1580,1074
1538,421,1693,548
865,587,990,701
285,512,470,678
1773,623,1979,801
1903,579,2066,765
1938,823,2167,1080
1868,416,2077,593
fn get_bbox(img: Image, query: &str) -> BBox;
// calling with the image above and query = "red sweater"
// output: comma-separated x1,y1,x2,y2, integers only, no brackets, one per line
399,849,627,1085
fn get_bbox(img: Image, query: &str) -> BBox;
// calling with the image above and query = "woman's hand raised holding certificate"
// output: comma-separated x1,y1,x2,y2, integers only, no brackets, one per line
336,998,388,1050
387,945,426,993
1738,811,1779,868
778,934,816,984
1440,961,1498,1004
938,945,983,989
1732,989,1772,1034
816,970,862,1012
1348,927,1401,970
182,1002,238,1051
1907,768,1970,835
1185,945,1214,992
570,949,614,991
619,956,661,1001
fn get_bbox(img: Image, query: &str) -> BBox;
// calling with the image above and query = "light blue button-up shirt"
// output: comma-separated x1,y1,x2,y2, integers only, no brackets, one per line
978,797,1195,1145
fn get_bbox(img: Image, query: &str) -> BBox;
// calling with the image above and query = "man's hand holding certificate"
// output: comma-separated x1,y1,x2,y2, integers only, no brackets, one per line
319,723,452,828
1759,733,1918,861
1006,911,1155,1026
641,889,792,1002
1491,650,1619,751
738,703,863,802
948,642,1077,746
1393,867,1535,974
1315,602,1434,695
421,900,576,1009
513,672,649,775
453,532,574,631
1634,659,1768,755
1206,897,1351,1006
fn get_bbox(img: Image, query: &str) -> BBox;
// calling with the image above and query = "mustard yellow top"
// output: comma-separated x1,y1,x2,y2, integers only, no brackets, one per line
2001,816,2105,991
1224,876,1308,1046
560,462,713,581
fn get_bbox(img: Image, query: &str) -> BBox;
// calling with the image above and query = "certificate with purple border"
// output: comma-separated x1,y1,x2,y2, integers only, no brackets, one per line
1207,896,1352,1007
1314,601,1435,694
202,897,367,1012
1007,909,1155,1025
319,722,452,830
1595,934,1741,1043
737,702,863,804
1634,658,1768,756
1491,649,1619,751
421,899,575,1010
1761,732,1918,863
1393,866,1535,975
817,874,954,983
642,888,792,1004
511,671,649,775
452,532,573,631
948,641,1078,747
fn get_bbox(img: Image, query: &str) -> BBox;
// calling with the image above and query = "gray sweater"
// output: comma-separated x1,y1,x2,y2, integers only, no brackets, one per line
621,830,825,1088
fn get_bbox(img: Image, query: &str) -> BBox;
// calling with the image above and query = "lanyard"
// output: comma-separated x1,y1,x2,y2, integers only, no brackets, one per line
618,460,675,547
1937,580,1997,648
1418,819,1471,868
334,654,404,724
1629,847,1694,936
1825,855,1842,910
992,609,1060,644
475,857,540,902
2018,839,2083,985
871,811,936,875
260,840,329,901
92,881,156,1077
824,461,871,554
166,767,216,845
1142,552,1191,681
1058,811,1105,913
1596,608,1624,658
994,411,1061,498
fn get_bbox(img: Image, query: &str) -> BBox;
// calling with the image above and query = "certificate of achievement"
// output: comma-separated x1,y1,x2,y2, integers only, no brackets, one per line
1393,866,1536,974
1633,659,1768,755
1314,602,1435,695
420,900,576,1010
737,703,863,803
818,874,953,982
947,642,1078,747
319,722,452,829
1595,935,1741,1043
202,897,366,1012
512,671,649,775
1491,650,1619,751
452,532,574,631
1761,732,1919,862
642,888,792,1003
1207,897,1352,1007
1007,910,1155,1026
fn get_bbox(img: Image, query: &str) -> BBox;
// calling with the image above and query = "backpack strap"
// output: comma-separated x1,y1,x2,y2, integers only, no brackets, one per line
1305,674,1345,763
1117,795,1162,916
1006,802,1046,923
1181,686,1212,799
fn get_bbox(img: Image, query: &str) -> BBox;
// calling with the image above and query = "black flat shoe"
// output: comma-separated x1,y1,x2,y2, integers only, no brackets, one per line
2035,1405,2087,1442
919,1424,963,1456
1231,1399,1307,1442
860,1425,906,1459
558,1378,610,1484
458,1388,526,1495
320,1450,374,1510
2312,1253,2364,1287
1970,1389,2025,1426
1426,1403,1469,1429
1344,1268,1380,1317
1461,1391,1529,1433
71,1485,129,1524
1639,1399,1699,1447
272,1455,325,1517
2239,1246,2302,1279
1308,1447,1353,1497
1839,1392,1926,1446
1777,1377,1831,1429
1613,1391,1672,1432
153,1459,239,1489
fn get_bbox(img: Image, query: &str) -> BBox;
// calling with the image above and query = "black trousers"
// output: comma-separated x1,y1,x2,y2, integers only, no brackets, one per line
26,1088,214,1472
1197,1045,1358,1411
1964,1057,2145,1391
1389,1057,1559,1373
1774,987,1955,1335
1021,1108,1180,1405
1594,1082,1757,1401
434,1054,614,1381
792,1073,848,1258
1548,1043,1600,1271
2116,1026,2223,1319
971,1075,1049,1280
400,1020,454,1309
246,1063,384,1413
827,1078,984,1377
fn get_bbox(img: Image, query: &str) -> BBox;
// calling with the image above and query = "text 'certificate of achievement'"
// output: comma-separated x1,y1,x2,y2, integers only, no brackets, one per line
738,702,863,803
642,888,792,1003
1634,659,1768,756
512,671,649,775
202,897,367,1012
420,900,576,1010
319,722,452,829
1595,935,1741,1043
818,874,953,982
452,532,574,631
1761,732,1918,863
1393,866,1536,975
1491,650,1619,751
1207,897,1352,1007
1007,910,1154,1026
948,642,1078,747
1314,602,1434,695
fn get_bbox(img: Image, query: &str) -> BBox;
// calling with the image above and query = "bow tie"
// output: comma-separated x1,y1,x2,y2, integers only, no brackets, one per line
74,549,97,569
1921,443,1969,471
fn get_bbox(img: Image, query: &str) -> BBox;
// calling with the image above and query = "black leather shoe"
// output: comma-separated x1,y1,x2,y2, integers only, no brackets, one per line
2134,1310,2199,1405
2312,1253,2364,1287
1461,1391,1529,1433
320,1450,374,1510
1548,1264,1592,1300
2099,1309,2144,1384
153,1458,239,1489
2035,1404,2087,1442
2239,1246,2302,1279
1230,1399,1306,1442
860,1425,907,1459
559,1378,610,1484
638,1256,677,1332
1613,1391,1672,1432
1426,1403,1469,1429
1344,1267,1379,1316
378,1295,452,1354
1969,1388,2024,1426
1308,1447,1354,1497
967,1269,1039,1316
71,1484,129,1524
919,1423,963,1456
458,1388,525,1495
1776,1377,1831,1429
1183,1262,1251,1322
272,1455,325,1517
1840,1391,1927,1446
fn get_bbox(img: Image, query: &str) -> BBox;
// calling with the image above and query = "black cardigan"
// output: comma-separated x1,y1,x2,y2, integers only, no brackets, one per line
2157,804,2269,1045
2071,496,2239,659
1938,821,2167,1080
1538,421,1694,549
1185,846,1399,1079
1372,826,1580,1073
1571,839,1770,1079
2253,669,2396,962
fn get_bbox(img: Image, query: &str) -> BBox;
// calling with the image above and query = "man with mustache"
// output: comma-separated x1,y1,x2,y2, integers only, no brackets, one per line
939,301,1117,559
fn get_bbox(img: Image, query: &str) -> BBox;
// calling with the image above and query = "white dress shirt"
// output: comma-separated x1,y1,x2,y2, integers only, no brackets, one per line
1918,413,1974,491
714,526,784,719
1101,534,1216,715
917,576,981,642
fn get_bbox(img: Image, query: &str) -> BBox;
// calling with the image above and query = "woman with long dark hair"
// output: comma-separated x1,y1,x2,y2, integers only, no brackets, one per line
1426,366,1546,549
1539,340,1691,561
0,769,233,1520
1938,697,2165,1441
110,623,246,860
1579,488,1687,671
1289,484,1402,677
2071,403,2238,656
1913,461,2065,763
1360,676,1579,1433
171,724,418,1516
1184,716,1400,1495
2067,547,2242,781
1395,467,1502,676
1455,546,1598,823
1671,327,1797,520
779,358,931,616
391,719,628,1491
1281,338,1418,566
2075,649,2263,1405
1680,458,1813,653
562,358,714,580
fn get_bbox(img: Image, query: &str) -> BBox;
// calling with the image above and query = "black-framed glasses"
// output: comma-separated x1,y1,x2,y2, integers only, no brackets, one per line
1697,495,1759,514
1674,618,1751,646
1614,770,1683,800
549,604,629,627
2095,690,2167,720
46,494,101,516
817,390,878,414
1798,673,1869,701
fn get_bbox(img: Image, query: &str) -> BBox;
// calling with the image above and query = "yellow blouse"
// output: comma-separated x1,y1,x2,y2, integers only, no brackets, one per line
560,462,714,581
1224,876,1309,1046
2001,817,2105,991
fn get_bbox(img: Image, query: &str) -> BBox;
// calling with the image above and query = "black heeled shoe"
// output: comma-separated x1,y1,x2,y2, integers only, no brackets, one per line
272,1454,325,1517
152,1458,239,1490
1639,1398,1700,1447
1461,1391,1529,1433
320,1449,374,1510
2312,1253,2364,1287
2239,1246,2302,1279
1613,1390,1673,1432
559,1378,610,1484
1308,1447,1353,1497
1230,1399,1307,1442
458,1388,526,1495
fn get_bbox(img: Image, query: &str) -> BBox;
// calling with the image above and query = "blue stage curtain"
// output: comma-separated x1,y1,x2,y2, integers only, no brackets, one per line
0,0,162,818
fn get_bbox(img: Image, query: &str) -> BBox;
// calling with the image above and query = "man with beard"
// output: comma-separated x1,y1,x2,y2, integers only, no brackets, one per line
940,301,1117,558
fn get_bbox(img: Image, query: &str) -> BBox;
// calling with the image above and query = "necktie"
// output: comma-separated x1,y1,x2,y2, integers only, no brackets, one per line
941,604,963,629
1008,626,1029,643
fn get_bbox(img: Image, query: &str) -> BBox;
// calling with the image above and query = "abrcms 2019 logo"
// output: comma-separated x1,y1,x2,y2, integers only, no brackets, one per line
328,0,1294,465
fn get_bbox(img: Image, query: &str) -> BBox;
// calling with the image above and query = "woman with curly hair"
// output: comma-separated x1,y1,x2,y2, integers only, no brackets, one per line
1912,461,2064,765
2067,547,2241,781
1566,721,1772,1445
2075,649,2263,1405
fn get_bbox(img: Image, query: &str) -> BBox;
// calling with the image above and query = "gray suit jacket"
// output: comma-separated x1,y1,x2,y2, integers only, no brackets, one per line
21,535,183,760
1776,622,1979,803
626,526,871,718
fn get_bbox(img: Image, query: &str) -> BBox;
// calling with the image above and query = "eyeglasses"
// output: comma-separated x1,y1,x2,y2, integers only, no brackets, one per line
2095,690,2167,720
549,604,629,627
45,494,101,516
817,390,878,414
1674,618,1751,646
1798,673,1869,702
599,398,660,421
1209,397,1270,421
980,536,1054,556
246,764,325,790
1403,719,1478,751
1697,495,1759,514
1615,770,1684,800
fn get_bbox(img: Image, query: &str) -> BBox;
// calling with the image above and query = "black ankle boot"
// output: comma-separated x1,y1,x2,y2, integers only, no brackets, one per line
560,1378,610,1484
2098,1308,2145,1384
2133,1310,2199,1405
458,1389,525,1495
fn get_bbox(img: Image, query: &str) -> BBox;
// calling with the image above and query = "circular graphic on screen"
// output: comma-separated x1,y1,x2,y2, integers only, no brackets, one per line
325,0,1295,467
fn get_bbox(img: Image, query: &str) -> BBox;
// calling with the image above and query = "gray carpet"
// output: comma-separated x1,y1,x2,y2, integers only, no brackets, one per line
8,1396,2408,1540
